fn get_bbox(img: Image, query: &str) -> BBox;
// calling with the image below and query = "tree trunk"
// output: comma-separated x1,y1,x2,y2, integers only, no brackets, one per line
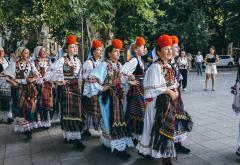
86,18,92,48
81,16,84,63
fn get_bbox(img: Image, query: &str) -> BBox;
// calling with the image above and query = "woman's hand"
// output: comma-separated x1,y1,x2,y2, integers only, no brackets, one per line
170,90,179,101
128,75,135,81
65,80,70,85
129,80,139,86
102,85,110,91
55,81,65,86
27,77,36,83
6,76,18,87
166,89,179,101
145,98,153,103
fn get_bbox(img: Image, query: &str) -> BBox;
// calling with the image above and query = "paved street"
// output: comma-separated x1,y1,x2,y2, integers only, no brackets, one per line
0,69,239,165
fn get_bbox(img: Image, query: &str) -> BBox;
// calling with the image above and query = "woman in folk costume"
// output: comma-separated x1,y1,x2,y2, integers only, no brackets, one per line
44,35,85,151
33,46,53,129
3,47,40,140
232,65,240,156
83,39,135,158
136,34,179,165
121,37,146,145
82,39,103,135
170,36,192,154
0,47,14,124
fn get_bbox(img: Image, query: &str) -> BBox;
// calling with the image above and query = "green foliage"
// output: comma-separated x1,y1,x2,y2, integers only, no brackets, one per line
113,0,161,45
183,9,210,53
0,0,239,54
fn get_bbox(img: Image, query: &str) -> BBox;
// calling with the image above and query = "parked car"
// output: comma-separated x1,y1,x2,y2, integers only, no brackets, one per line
217,55,235,67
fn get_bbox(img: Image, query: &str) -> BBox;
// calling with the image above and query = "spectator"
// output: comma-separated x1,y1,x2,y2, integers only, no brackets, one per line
177,50,189,91
204,46,219,91
195,51,204,75
187,53,193,70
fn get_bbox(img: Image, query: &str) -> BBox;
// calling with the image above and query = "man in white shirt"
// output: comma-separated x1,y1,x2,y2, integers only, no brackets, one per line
195,51,203,75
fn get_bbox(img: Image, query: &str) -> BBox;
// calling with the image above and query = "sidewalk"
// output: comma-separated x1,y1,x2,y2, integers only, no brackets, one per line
0,70,239,165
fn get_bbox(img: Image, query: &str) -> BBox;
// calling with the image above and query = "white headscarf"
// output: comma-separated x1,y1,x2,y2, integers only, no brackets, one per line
33,46,43,60
15,47,26,60
152,47,158,62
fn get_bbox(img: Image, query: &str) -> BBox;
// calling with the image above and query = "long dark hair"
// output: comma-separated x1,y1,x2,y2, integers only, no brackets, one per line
104,45,114,60
0,63,3,73
155,45,165,62
209,46,216,56
63,43,68,53
90,47,97,61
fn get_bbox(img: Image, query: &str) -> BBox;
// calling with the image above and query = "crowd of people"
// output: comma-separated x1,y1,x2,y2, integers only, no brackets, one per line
0,34,213,165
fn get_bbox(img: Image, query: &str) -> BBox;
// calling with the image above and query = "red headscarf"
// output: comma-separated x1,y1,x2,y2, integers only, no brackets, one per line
66,35,77,45
171,35,179,45
112,39,123,49
136,37,145,47
92,40,102,49
157,34,172,48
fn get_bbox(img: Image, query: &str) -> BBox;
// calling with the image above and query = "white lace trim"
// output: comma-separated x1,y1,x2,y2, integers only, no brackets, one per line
63,131,81,140
0,111,12,122
151,148,176,158
14,121,39,132
136,141,176,158
100,135,134,152
40,121,51,128
174,132,188,143
131,133,141,141
83,83,103,98
36,121,42,128
136,143,152,155
89,129,102,137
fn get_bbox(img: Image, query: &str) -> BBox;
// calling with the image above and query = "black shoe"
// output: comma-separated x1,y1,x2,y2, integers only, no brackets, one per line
175,143,191,154
25,131,32,140
7,118,14,125
102,144,111,152
82,130,91,137
114,150,131,159
138,152,153,160
236,148,240,156
41,127,50,130
64,138,74,144
162,158,173,165
132,139,138,146
73,140,86,151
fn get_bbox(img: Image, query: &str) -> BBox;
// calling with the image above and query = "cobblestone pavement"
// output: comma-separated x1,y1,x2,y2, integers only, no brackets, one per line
0,70,239,165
